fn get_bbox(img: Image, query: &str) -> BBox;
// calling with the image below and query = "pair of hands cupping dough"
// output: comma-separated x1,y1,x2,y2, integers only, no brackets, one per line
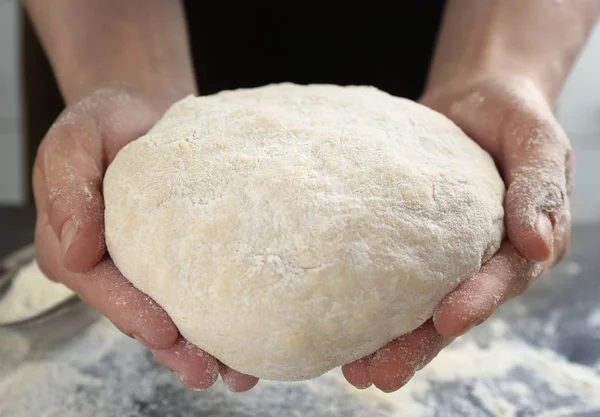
33,77,571,393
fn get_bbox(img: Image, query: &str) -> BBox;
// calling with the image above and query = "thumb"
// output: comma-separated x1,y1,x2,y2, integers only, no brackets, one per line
34,87,163,273
501,107,571,262
35,113,106,273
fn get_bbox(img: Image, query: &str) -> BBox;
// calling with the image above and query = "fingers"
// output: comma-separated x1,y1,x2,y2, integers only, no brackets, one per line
153,337,220,390
36,114,107,273
34,213,179,349
345,216,569,393
342,356,372,390
502,106,572,263
368,321,448,393
344,239,553,392
152,340,259,392
433,240,549,338
218,362,260,392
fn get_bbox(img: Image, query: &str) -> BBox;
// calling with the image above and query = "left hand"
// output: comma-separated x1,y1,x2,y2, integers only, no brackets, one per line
33,87,259,392
342,74,572,392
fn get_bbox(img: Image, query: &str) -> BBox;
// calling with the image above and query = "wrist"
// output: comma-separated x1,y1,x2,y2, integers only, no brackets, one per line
73,80,196,113
24,0,196,107
426,47,562,105
425,0,600,104
424,62,552,107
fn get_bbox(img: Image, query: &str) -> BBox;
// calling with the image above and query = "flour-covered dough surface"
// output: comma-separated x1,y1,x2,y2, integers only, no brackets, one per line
104,83,505,381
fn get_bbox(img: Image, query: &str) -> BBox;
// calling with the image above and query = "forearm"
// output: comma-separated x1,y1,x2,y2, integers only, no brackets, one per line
22,0,196,105
426,0,600,101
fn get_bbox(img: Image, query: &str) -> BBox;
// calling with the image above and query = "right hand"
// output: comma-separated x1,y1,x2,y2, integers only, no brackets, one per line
33,86,259,392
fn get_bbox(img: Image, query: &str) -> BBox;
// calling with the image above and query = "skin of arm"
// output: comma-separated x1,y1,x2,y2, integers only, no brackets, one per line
426,0,600,101
22,0,197,104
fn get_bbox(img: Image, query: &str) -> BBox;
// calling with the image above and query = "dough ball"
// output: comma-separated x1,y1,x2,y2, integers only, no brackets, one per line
104,83,505,381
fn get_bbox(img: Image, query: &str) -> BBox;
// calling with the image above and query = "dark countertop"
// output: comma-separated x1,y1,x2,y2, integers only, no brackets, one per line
1,205,599,416
0,206,35,260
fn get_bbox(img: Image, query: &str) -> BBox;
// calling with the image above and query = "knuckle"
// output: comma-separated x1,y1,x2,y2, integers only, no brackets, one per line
502,89,570,154
508,168,567,218
504,75,540,93
105,281,132,307
541,180,567,215
481,74,540,102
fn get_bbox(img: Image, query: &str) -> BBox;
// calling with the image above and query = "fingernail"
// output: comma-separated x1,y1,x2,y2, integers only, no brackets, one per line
535,214,554,260
61,219,78,263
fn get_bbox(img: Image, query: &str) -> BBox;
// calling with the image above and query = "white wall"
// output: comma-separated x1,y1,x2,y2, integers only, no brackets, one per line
556,24,600,224
0,0,23,205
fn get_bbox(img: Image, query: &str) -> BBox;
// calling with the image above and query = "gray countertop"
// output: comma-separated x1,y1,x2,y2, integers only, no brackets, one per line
0,206,35,260
1,207,599,416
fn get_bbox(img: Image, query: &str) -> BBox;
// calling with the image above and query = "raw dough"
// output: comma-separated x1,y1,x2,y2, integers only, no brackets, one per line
104,83,505,381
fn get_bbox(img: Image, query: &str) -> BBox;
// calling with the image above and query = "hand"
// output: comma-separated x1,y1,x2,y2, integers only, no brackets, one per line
33,86,259,392
342,75,572,392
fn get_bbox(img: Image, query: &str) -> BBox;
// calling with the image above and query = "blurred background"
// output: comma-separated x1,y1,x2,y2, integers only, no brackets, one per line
0,0,598,222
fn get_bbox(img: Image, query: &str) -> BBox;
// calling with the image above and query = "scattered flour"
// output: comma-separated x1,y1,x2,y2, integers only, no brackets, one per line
1,317,599,417
0,260,74,323
487,318,511,338
587,309,600,328
563,262,583,277
542,310,563,337
334,329,600,416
